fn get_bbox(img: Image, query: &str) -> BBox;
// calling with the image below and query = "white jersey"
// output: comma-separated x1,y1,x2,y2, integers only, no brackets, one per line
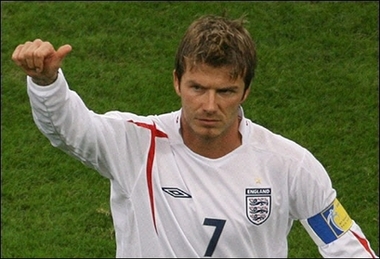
26,69,377,258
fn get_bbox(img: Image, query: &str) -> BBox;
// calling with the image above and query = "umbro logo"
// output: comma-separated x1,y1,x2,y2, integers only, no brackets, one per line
162,187,192,198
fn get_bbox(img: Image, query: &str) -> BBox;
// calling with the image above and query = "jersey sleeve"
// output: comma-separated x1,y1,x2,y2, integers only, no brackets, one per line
27,69,151,194
288,149,378,258
300,199,378,258
288,148,336,220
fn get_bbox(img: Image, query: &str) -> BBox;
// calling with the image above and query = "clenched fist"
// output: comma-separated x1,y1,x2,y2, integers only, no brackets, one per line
12,39,72,86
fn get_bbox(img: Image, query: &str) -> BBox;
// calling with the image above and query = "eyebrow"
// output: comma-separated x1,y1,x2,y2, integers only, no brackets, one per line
187,80,240,90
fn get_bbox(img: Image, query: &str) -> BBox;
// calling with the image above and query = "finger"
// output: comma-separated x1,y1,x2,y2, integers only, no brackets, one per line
12,41,34,69
33,43,71,72
11,43,38,77
11,44,26,67
22,40,43,70
56,44,72,60
33,41,55,72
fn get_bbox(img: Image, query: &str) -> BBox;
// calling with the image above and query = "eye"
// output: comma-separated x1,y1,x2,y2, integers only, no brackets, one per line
191,85,204,92
218,88,235,95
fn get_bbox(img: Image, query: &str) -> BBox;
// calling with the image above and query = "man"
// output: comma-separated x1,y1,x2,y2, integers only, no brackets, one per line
12,15,378,258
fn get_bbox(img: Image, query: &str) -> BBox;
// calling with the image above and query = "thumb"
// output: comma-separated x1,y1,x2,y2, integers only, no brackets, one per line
38,44,72,77
56,44,72,60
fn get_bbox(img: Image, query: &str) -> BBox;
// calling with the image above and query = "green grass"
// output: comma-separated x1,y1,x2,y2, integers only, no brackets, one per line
1,2,378,258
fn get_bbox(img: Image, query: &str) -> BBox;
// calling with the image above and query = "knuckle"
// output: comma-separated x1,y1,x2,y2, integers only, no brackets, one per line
33,50,43,58
41,41,53,50
24,51,33,59
12,55,19,62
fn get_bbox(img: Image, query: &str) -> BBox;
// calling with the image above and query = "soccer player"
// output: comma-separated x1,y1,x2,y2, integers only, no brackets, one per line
12,15,378,258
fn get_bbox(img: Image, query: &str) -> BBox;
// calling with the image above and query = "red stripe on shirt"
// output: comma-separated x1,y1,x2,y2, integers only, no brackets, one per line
128,120,168,234
350,230,376,258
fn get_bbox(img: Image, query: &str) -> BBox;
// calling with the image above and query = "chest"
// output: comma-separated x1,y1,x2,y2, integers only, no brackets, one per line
152,143,291,226
129,141,294,257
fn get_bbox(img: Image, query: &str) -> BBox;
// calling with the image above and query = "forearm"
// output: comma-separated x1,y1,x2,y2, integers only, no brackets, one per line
27,69,100,166
318,221,378,258
301,210,378,258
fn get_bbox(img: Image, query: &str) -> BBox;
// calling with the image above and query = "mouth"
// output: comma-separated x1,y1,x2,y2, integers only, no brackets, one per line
196,118,220,127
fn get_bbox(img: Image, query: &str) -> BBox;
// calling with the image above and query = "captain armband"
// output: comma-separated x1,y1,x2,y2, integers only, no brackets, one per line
300,198,353,246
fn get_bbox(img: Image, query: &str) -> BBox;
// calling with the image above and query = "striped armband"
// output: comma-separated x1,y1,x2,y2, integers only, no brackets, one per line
300,198,353,246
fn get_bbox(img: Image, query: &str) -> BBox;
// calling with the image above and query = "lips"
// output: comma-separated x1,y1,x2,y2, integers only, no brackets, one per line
198,118,218,122
196,118,220,126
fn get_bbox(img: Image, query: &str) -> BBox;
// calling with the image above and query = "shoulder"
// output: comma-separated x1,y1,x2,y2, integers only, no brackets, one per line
103,110,182,143
242,118,307,160
101,109,180,125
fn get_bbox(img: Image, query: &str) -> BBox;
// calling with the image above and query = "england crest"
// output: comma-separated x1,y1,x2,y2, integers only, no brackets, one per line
245,188,271,225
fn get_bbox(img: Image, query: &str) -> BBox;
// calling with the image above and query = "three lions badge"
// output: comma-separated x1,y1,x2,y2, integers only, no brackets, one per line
246,188,271,225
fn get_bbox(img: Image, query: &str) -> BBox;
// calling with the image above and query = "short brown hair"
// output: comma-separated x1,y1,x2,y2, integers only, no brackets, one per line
174,14,257,91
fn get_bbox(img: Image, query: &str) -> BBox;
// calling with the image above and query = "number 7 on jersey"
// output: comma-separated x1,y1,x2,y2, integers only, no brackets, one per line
203,218,226,257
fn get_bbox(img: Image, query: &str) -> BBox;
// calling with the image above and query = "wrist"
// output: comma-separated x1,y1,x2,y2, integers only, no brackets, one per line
31,72,58,86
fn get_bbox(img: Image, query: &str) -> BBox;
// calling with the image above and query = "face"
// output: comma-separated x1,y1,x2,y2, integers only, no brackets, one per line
173,63,250,141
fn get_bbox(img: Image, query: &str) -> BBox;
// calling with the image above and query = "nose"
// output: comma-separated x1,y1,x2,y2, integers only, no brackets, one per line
203,90,218,113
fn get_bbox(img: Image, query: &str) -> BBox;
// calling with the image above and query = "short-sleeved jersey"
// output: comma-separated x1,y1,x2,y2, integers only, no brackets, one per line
26,69,377,258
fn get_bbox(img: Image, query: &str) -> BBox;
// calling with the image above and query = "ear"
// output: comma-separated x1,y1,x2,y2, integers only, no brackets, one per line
240,86,251,103
173,69,181,96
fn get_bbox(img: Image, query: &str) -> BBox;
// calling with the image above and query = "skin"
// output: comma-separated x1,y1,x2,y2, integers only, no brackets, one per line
173,63,250,159
12,39,72,85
